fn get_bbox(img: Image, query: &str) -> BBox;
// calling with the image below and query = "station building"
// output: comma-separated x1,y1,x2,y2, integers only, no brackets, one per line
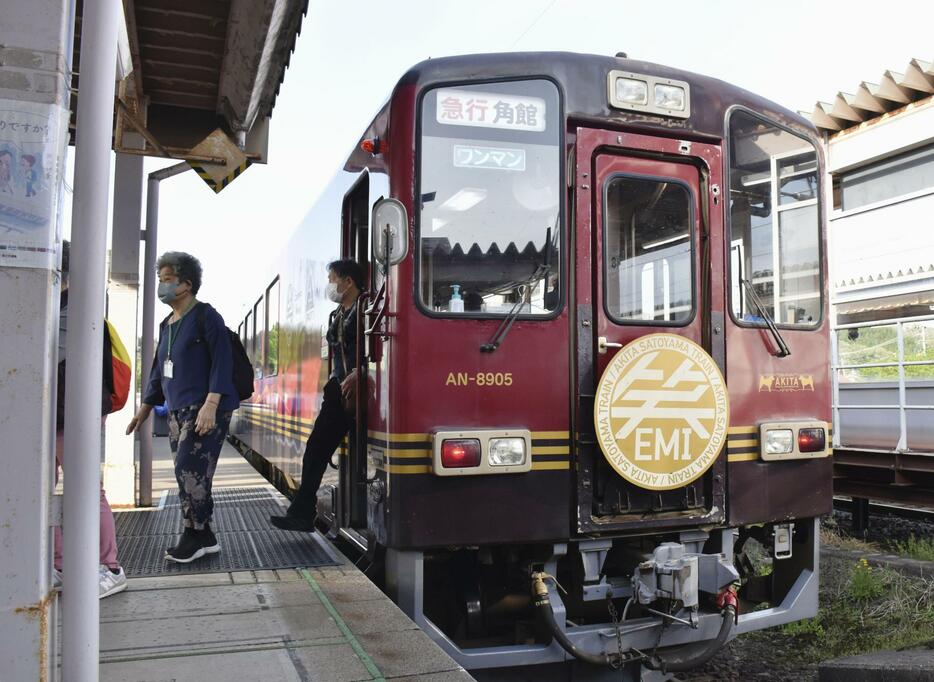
806,58,934,501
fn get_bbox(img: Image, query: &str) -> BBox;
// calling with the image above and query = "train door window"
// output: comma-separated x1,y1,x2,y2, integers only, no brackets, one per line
417,79,561,316
253,297,264,378
265,278,280,376
604,176,693,323
728,111,821,326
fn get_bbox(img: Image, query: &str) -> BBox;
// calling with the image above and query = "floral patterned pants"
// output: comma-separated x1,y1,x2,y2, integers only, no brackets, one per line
168,404,232,530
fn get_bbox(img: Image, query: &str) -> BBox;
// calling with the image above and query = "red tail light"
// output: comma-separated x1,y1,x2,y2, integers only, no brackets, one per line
441,439,481,468
797,428,826,453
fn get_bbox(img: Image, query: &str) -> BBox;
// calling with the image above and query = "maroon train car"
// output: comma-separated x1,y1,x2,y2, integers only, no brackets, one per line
230,52,831,679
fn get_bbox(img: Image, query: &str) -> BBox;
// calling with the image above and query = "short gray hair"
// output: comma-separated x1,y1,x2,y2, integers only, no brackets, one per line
156,251,203,294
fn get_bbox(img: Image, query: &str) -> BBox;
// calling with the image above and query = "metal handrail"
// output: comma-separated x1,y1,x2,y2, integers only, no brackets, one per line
832,315,934,452
834,404,934,410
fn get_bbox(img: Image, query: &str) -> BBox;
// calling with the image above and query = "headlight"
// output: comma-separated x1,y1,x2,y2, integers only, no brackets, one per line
488,437,526,466
654,83,686,111
764,429,794,455
615,77,648,105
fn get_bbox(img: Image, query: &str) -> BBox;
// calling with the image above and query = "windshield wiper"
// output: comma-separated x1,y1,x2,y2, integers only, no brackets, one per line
481,226,554,353
742,279,791,357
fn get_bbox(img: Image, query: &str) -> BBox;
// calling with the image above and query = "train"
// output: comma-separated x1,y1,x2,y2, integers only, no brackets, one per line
229,51,832,680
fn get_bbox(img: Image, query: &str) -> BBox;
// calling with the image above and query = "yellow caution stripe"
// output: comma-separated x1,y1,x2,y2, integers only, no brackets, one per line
190,159,251,194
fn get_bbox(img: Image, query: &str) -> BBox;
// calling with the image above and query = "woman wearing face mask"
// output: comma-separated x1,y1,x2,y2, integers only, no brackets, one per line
127,252,238,563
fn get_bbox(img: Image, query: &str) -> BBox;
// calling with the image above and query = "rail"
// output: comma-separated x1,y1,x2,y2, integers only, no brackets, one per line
832,313,934,452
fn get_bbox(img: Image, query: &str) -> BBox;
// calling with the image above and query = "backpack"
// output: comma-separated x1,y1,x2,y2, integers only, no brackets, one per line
56,319,130,431
194,304,254,401
156,303,254,402
104,319,132,412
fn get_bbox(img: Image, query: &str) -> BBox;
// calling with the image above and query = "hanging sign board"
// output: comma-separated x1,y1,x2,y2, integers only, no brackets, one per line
187,128,251,194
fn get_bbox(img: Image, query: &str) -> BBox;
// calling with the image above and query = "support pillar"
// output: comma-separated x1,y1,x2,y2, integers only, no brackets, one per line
0,1,72,680
138,161,190,507
62,0,120,679
104,132,144,507
851,497,871,535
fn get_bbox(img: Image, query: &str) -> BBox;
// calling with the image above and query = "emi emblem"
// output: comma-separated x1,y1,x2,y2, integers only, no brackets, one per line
594,334,729,491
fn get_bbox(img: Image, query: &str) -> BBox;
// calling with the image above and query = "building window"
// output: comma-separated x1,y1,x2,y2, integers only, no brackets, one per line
728,111,821,327
840,144,934,211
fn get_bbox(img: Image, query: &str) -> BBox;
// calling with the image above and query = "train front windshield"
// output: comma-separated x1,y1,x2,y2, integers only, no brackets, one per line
418,79,561,315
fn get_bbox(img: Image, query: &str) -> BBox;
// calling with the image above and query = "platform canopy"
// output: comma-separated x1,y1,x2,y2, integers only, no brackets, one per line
70,0,308,163
801,57,933,135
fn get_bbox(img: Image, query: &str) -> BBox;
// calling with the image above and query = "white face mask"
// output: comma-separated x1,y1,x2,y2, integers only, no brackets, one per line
326,281,343,303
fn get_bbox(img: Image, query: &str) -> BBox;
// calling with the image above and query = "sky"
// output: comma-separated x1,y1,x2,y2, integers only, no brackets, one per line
63,0,933,323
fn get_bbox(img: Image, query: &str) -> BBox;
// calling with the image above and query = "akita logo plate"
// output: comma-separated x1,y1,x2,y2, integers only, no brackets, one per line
594,334,729,491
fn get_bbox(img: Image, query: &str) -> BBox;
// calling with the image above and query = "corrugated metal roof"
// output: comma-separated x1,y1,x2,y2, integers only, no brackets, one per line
802,58,934,134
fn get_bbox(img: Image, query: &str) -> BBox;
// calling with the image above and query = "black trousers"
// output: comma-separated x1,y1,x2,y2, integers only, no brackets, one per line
288,377,351,519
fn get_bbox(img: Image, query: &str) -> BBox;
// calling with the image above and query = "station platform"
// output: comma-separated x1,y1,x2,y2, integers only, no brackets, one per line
94,437,472,681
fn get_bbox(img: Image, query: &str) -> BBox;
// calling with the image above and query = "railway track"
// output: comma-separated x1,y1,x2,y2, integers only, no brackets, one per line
833,496,934,523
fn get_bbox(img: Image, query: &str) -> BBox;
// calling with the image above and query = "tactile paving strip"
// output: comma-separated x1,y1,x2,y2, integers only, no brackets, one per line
114,487,340,577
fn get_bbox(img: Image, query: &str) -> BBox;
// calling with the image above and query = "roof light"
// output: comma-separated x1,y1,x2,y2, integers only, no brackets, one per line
654,83,686,111
607,70,691,119
615,77,648,105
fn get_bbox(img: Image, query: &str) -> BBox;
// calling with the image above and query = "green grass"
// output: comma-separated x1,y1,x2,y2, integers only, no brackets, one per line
772,556,934,662
894,535,934,562
848,558,885,601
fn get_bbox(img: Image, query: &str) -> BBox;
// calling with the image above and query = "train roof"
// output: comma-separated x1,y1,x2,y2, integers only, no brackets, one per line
346,51,819,172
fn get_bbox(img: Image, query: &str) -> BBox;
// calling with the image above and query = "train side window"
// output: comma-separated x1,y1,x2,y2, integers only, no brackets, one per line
603,176,693,324
245,311,253,364
253,297,264,379
728,111,821,327
265,278,280,377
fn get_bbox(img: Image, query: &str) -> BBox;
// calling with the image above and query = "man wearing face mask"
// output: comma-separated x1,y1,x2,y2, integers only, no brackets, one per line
127,251,238,562
270,258,364,532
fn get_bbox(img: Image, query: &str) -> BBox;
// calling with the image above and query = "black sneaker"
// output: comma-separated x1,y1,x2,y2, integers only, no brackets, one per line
269,513,316,532
165,528,206,563
199,523,220,555
166,526,197,555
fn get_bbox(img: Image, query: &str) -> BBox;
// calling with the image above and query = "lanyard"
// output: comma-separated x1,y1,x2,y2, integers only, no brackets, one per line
167,300,197,358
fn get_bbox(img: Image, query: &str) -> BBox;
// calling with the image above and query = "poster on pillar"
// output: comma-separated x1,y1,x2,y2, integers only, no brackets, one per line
0,99,68,269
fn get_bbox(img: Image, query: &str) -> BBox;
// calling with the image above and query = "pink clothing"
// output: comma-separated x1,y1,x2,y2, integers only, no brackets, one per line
53,429,120,570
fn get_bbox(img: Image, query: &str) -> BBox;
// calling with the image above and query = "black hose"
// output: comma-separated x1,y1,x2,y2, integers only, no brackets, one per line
533,591,610,666
644,606,736,674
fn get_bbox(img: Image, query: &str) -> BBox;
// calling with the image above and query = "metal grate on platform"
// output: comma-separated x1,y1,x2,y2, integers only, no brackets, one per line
114,487,341,577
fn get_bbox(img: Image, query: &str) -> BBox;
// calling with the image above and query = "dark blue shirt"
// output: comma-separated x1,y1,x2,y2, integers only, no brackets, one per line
326,299,358,382
143,302,239,413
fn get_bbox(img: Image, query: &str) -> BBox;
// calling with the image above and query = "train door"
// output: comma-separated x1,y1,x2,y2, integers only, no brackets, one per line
575,127,726,533
339,172,371,537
